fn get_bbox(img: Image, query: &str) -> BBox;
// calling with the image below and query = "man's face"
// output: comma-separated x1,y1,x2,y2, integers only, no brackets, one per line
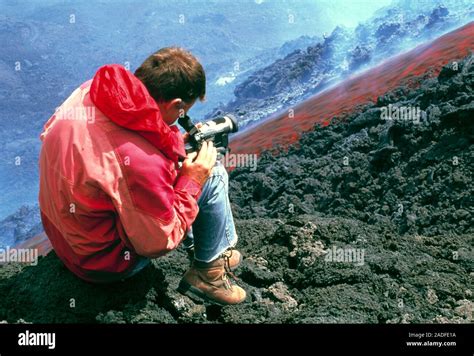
157,98,196,126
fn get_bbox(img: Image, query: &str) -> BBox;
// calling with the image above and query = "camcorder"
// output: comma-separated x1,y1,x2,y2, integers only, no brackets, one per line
178,114,239,156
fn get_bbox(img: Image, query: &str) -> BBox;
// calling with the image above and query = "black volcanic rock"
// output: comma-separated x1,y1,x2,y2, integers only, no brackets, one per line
349,45,372,71
375,22,404,44
234,44,325,101
229,55,474,238
427,6,450,28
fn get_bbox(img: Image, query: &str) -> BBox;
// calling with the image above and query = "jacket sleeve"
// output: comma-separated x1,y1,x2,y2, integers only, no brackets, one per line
110,138,202,258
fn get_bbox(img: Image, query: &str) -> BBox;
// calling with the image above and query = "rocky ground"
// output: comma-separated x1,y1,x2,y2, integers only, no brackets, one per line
0,56,472,324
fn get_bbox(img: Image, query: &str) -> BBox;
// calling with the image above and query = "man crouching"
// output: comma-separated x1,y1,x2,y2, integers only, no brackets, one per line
38,47,246,305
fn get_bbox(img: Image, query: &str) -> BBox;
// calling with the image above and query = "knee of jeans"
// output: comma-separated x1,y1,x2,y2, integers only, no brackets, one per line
211,161,228,182
201,164,228,201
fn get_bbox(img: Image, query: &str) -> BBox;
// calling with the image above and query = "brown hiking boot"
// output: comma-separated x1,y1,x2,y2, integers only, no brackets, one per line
186,248,243,270
178,256,246,305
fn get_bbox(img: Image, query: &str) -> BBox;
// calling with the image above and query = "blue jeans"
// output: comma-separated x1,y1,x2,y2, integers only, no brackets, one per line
181,161,238,262
123,161,237,279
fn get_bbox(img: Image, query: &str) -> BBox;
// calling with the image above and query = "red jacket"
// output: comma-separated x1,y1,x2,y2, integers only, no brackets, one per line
39,64,201,283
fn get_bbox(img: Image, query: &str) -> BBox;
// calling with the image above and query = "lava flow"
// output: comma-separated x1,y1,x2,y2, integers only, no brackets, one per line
230,22,474,157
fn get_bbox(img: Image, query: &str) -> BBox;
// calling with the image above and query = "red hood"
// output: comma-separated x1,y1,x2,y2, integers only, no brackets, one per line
90,64,185,162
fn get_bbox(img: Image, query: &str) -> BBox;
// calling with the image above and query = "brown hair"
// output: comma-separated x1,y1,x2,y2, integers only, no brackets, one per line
135,47,206,103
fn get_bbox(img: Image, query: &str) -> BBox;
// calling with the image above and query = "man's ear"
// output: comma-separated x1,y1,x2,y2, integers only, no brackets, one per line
168,98,184,110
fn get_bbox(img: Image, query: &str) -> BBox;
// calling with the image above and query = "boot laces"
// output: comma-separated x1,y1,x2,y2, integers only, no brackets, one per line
222,249,239,285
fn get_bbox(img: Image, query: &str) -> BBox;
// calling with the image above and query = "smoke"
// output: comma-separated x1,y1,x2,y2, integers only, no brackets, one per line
315,0,393,28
